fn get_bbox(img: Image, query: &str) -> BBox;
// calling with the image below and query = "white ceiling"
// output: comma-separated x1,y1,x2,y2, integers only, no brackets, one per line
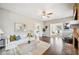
0,3,73,21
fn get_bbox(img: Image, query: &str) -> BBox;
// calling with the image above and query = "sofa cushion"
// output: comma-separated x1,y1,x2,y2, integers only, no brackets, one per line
10,35,16,42
16,35,21,41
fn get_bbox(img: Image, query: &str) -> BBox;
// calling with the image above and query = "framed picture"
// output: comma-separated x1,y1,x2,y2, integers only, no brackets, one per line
14,23,26,32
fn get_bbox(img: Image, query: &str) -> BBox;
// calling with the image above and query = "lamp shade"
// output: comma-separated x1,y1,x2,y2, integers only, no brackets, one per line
0,29,4,34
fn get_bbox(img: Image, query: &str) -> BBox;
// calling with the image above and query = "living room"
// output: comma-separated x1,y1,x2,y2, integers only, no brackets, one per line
0,3,78,55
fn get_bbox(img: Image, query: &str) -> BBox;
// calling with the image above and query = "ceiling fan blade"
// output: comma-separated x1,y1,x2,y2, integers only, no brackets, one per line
47,16,50,18
47,13,53,15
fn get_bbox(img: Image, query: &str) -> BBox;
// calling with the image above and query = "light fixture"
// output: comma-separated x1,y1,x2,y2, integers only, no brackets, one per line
42,16,48,19
41,10,53,19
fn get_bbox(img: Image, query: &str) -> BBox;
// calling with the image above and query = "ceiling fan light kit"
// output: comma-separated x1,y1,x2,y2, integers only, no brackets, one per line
41,10,53,19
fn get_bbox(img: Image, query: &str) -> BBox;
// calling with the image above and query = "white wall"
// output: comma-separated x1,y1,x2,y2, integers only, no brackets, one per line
44,17,73,25
0,8,43,36
0,11,3,29
43,17,73,37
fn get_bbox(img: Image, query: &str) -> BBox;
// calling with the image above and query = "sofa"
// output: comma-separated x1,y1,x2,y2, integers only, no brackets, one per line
5,34,35,50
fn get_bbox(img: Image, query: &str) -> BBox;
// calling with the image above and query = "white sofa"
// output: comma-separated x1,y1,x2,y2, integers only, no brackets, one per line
5,36,35,50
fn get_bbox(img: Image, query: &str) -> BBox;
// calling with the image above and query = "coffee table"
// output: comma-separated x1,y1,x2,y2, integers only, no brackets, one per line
16,40,50,55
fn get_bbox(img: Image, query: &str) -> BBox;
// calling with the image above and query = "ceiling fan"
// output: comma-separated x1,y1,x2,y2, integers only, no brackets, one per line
42,10,53,18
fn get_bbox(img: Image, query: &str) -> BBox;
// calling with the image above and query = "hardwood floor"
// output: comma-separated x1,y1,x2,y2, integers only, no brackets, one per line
40,36,77,55
0,36,78,55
